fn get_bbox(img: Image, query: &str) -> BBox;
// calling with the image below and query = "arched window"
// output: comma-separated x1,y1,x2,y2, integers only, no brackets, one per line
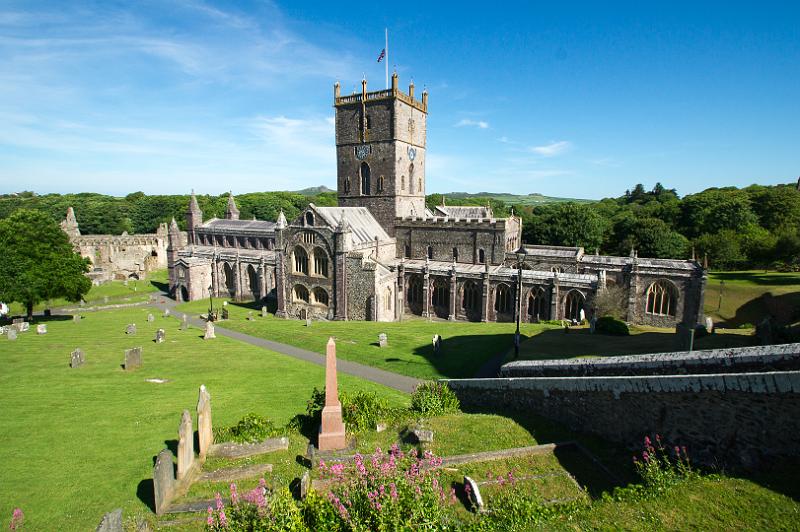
645,280,677,317
247,264,259,296
312,287,329,306
404,244,411,258
293,284,309,303
495,284,512,314
407,275,423,305
462,281,480,311
377,176,384,193
401,176,406,191
551,266,562,274
293,246,308,275
478,249,485,264
453,247,459,261
528,287,548,320
223,263,235,294
313,247,329,277
564,290,585,321
417,178,422,195
427,246,434,260
305,212,314,226
360,162,371,195
432,278,449,308
365,114,372,129
385,287,392,311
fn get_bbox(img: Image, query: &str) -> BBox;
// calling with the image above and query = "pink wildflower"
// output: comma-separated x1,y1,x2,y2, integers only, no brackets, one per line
219,510,228,527
655,434,661,443
230,483,239,505
674,445,681,456
643,451,650,462
644,436,651,447
390,482,398,500
207,507,214,526
10,509,24,531
215,492,224,511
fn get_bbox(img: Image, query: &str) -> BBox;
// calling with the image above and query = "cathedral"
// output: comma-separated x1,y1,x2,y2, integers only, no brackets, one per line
167,74,706,328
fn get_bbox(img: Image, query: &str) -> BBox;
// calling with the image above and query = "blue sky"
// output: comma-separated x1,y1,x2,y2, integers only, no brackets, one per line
1,1,798,199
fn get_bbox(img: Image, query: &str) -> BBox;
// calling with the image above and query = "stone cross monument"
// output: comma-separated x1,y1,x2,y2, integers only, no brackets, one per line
318,337,346,450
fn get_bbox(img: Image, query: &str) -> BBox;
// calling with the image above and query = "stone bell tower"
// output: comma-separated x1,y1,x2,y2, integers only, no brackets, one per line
334,73,428,235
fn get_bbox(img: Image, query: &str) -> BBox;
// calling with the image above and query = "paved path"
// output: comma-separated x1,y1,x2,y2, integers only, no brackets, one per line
149,297,421,394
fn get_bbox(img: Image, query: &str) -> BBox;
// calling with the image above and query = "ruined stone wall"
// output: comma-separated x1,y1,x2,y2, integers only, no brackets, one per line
443,371,800,466
72,229,178,281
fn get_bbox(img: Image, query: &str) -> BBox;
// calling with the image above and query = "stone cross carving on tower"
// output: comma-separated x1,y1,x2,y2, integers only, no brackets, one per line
318,337,346,450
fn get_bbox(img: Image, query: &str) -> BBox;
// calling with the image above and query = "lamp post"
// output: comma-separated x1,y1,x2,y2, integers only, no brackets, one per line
208,283,214,322
514,247,525,359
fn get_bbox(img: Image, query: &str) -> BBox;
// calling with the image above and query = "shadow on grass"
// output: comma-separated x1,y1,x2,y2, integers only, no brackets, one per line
719,291,800,328
136,479,156,513
739,457,800,502
713,272,800,287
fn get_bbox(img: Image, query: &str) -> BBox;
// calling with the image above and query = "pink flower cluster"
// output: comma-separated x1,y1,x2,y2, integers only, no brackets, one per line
206,477,268,529
8,508,24,531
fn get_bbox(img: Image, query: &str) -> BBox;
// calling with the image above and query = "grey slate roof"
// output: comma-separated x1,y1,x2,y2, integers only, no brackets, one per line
521,245,583,259
199,218,276,234
433,205,492,219
314,207,390,247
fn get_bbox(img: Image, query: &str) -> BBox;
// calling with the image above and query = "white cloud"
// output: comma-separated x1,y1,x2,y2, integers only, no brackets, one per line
530,140,572,157
455,119,489,129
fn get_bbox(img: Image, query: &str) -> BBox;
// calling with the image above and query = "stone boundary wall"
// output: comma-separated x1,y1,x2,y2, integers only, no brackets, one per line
500,343,800,377
442,371,800,468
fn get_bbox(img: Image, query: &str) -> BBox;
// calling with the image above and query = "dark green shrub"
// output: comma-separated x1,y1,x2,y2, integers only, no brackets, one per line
410,382,460,417
213,412,282,444
341,390,390,433
594,316,630,336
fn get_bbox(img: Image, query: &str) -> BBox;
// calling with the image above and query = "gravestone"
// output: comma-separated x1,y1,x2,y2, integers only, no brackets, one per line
180,315,188,331
464,476,484,512
305,318,311,327
163,309,170,318
247,311,254,321
124,347,142,370
432,334,442,354
705,316,714,333
300,470,310,499
95,508,122,532
378,333,388,348
126,324,137,335
0,326,6,335
589,317,597,334
36,324,47,335
222,301,228,307
70,348,85,368
261,306,268,317
153,449,176,515
43,309,51,317
103,296,109,304
413,427,434,443
318,337,346,451
155,329,165,343
79,300,85,307
8,329,17,341
19,322,30,332
221,308,229,320
177,410,194,480
197,385,213,459
204,321,216,340
147,313,154,323
73,314,81,323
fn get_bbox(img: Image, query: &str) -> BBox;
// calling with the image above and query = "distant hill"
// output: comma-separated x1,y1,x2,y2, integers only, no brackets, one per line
441,191,594,206
292,185,335,196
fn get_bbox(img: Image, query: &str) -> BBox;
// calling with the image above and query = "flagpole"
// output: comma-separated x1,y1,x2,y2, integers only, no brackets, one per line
385,27,389,89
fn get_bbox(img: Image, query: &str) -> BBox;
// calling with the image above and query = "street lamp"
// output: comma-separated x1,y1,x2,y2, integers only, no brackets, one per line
208,283,214,322
514,247,525,359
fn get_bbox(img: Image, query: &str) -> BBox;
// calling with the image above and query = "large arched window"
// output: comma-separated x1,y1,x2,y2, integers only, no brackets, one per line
407,275,423,305
645,280,678,317
495,284,512,314
462,280,480,311
528,287,548,320
564,290,585,321
293,246,308,275
313,247,328,277
293,284,309,303
312,287,329,306
432,278,449,308
360,162,371,195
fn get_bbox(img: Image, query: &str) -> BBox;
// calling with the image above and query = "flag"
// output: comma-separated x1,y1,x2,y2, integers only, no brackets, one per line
377,48,385,63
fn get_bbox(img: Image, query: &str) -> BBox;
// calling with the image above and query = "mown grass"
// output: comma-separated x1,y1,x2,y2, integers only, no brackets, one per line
705,270,800,327
176,298,549,379
0,307,407,531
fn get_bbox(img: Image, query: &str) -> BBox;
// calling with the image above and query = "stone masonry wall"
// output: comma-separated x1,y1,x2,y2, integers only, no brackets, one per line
443,371,800,467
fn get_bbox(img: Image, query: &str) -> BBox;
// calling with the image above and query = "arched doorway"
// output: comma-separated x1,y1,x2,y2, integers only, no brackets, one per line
461,280,481,321
431,277,450,319
406,274,423,315
563,290,585,322
180,285,189,303
494,283,513,321
528,287,548,321
223,263,235,297
247,265,259,299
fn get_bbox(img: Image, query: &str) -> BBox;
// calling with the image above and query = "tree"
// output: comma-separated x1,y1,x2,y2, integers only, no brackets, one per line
0,210,91,319
523,202,608,250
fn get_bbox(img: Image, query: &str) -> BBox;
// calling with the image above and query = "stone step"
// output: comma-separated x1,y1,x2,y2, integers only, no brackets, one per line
208,436,289,459
198,463,273,483
164,499,218,514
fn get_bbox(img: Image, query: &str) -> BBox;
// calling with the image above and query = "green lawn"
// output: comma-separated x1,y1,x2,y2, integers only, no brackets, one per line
0,307,407,531
176,298,549,380
5,269,169,316
705,270,800,327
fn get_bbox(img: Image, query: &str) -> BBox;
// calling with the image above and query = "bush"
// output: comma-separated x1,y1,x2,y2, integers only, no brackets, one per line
633,434,693,494
288,388,395,435
410,382,460,417
213,413,283,444
207,483,306,531
594,316,630,336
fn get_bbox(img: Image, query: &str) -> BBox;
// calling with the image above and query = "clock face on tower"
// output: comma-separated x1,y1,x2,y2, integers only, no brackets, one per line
354,144,371,160
407,146,417,161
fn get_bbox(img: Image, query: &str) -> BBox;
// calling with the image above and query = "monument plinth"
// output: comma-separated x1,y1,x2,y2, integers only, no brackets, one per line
318,337,346,450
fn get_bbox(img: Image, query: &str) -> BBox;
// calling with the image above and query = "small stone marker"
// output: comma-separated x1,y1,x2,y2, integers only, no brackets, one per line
18,322,30,332
73,314,81,323
95,508,122,532
177,409,194,480
223,300,228,307
204,321,216,340
261,305,268,317
432,334,442,354
300,470,310,499
126,323,137,335
221,308,229,320
70,348,85,368
413,427,434,443
124,347,142,370
153,449,176,515
705,316,714,333
36,324,47,335
197,385,213,459
247,311,254,321
155,329,165,343
163,309,170,318
378,333,388,348
103,296,109,304
79,300,85,307
0,326,6,335
180,315,188,331
589,317,597,334
464,476,484,512
305,318,311,327
7,329,17,340
147,313,154,322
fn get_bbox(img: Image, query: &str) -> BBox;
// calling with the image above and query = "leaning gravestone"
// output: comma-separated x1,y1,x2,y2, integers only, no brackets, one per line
300,470,310,499
204,321,216,340
147,313,155,323
95,508,122,532
155,329,165,343
464,476,485,512
7,329,17,341
70,348,85,368
126,324,137,335
378,333,388,348
197,385,213,459
177,410,194,480
124,347,142,370
261,306,268,318
153,449,176,515
36,324,47,335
